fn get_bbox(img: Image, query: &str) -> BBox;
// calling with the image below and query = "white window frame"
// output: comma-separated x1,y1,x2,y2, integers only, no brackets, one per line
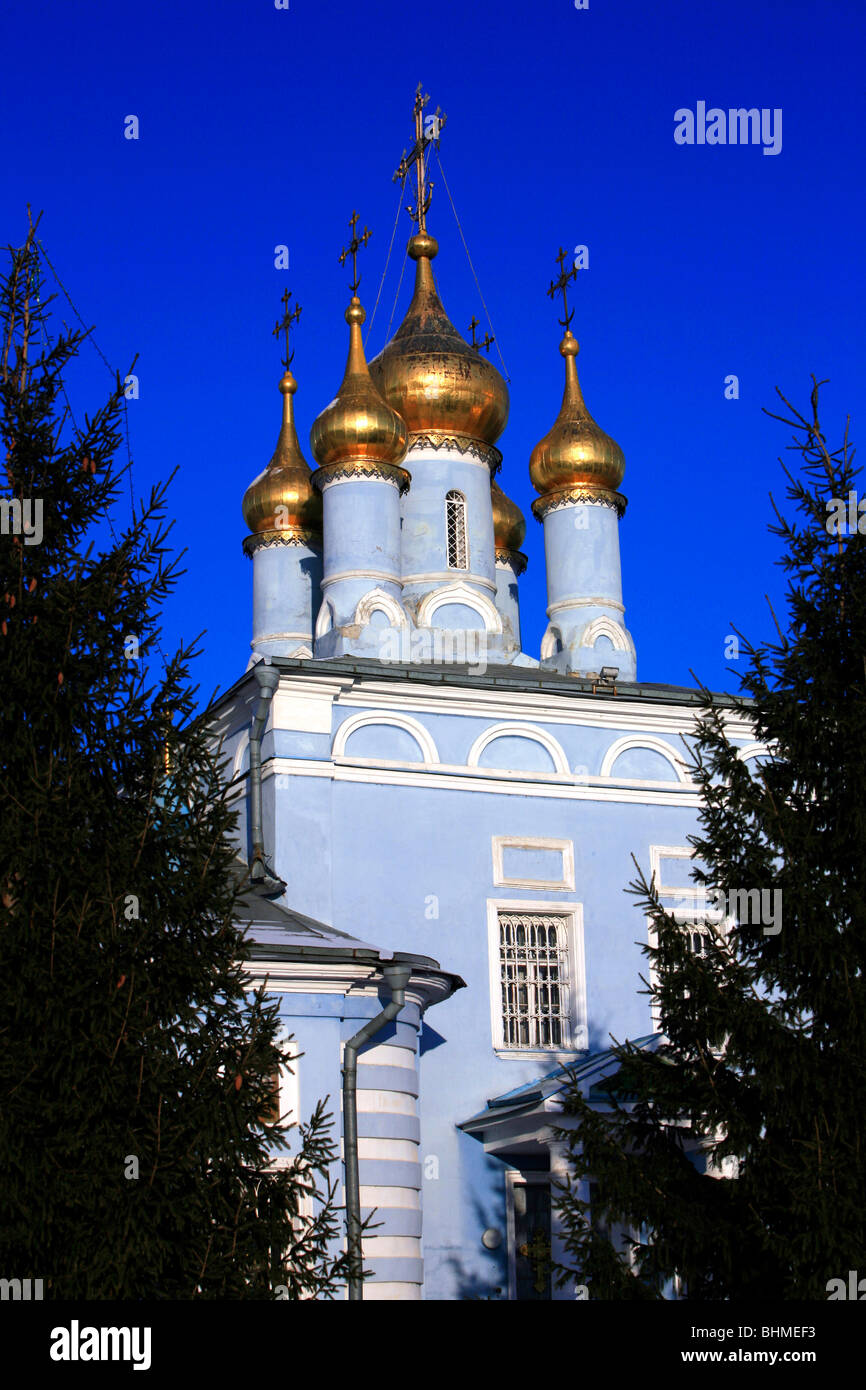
646,845,730,1030
445,489,469,569
486,898,586,1057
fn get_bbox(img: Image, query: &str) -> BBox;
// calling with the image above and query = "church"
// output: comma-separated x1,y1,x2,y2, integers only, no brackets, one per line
212,90,761,1300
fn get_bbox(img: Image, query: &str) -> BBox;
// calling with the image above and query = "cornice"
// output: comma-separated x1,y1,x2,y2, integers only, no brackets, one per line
494,548,528,575
532,485,627,520
311,461,412,494
407,431,502,474
243,528,321,557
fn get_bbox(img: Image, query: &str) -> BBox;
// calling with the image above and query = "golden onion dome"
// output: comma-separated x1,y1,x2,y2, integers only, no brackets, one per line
310,298,408,469
242,370,322,540
529,331,625,499
369,233,509,446
491,477,526,553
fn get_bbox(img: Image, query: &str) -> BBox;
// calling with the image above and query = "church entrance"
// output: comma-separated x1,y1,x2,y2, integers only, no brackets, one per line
508,1174,552,1300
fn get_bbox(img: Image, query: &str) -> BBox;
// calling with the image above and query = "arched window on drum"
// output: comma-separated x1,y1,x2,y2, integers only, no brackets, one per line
445,490,468,569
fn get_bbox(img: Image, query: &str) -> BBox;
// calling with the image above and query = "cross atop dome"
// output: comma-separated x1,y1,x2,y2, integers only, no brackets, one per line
393,83,447,235
547,247,578,332
272,287,302,370
468,316,494,354
339,211,372,295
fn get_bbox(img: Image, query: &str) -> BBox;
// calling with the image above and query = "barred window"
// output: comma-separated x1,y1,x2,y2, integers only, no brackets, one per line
685,924,711,957
445,490,468,568
499,912,569,1048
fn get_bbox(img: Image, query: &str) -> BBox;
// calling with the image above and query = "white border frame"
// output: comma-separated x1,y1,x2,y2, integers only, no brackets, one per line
332,710,440,765
486,898,587,1057
415,581,503,635
492,835,575,891
601,734,691,784
353,588,410,630
579,615,636,657
469,723,570,777
646,844,729,1031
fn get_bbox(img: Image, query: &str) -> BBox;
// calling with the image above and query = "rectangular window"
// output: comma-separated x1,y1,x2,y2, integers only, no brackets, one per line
499,911,569,1049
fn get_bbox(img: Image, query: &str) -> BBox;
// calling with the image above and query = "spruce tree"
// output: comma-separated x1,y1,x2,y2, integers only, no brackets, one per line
0,219,352,1299
553,378,866,1300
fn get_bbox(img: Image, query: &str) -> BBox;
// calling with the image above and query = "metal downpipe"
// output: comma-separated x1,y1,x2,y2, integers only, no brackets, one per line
248,660,284,894
342,963,412,1301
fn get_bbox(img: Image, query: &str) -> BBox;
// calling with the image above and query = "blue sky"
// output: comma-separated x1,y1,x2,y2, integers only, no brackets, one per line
2,0,863,701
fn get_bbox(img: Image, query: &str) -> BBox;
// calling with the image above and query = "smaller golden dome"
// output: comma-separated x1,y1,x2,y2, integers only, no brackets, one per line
529,332,625,500
491,477,526,553
310,298,408,469
242,371,322,540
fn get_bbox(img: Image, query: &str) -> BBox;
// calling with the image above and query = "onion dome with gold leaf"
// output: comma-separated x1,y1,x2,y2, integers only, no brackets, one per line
529,330,626,518
491,476,527,573
242,369,322,554
369,233,509,449
310,297,409,484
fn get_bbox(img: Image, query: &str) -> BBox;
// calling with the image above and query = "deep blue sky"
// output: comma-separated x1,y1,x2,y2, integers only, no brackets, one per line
3,0,863,702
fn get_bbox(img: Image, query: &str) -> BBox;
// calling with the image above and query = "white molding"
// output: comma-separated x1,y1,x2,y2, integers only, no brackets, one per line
600,734,691,784
468,722,570,777
492,835,575,891
321,567,401,590
274,1034,301,1129
252,630,312,644
268,756,705,806
331,710,440,765
354,588,410,630
314,599,335,638
547,596,626,616
649,844,704,899
401,570,498,595
271,683,337,734
232,730,250,778
579,615,635,656
268,669,756,742
486,898,586,1055
736,741,773,763
539,625,560,660
415,581,503,635
646,843,731,1031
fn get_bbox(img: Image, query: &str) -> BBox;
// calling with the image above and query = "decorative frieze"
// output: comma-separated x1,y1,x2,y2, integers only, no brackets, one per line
408,432,502,475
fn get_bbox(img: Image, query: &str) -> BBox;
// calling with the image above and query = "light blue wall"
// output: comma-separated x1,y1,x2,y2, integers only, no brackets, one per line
493,557,522,652
318,475,404,627
247,687,713,1299
399,450,496,611
251,539,321,656
221,664,745,1298
541,502,636,680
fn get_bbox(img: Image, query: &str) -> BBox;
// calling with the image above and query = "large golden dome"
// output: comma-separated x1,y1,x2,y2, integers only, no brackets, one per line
529,331,625,502
310,298,408,470
491,477,526,553
242,371,322,543
369,234,509,446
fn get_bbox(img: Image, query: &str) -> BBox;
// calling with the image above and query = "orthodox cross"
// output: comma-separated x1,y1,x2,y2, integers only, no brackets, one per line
393,82,447,234
547,246,578,331
468,315,494,354
339,210,372,294
272,288,302,369
519,1230,552,1296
